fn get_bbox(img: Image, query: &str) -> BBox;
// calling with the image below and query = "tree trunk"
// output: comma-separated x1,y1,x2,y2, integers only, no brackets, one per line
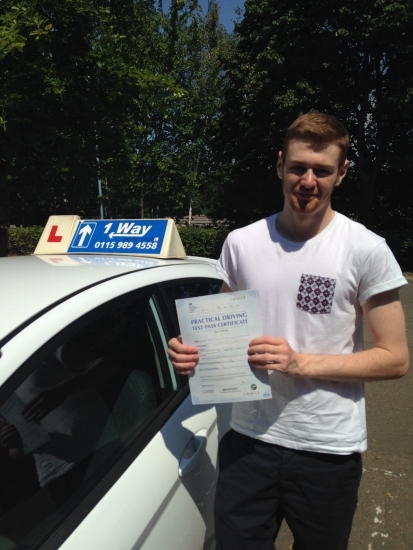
140,191,144,219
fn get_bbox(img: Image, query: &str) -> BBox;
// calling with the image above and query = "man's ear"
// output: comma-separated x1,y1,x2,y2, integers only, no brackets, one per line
276,151,283,179
335,159,350,187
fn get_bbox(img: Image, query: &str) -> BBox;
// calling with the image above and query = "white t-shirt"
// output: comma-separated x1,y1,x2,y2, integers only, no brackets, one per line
216,212,407,454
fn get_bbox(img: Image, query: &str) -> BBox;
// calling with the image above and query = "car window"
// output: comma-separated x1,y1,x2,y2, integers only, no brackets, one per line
0,291,176,550
163,279,223,317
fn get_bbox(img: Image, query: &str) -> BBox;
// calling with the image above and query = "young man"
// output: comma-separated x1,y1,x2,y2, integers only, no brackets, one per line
167,113,409,550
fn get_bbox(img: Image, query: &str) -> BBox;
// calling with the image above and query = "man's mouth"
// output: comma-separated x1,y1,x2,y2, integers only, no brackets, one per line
296,192,316,200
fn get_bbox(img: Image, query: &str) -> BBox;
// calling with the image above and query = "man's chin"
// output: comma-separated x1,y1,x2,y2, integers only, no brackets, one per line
290,198,319,213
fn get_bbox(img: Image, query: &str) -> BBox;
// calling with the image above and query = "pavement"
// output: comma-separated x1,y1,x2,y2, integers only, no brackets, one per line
275,275,413,550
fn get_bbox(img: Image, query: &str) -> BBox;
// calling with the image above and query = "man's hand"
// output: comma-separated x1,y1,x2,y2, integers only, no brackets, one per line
21,386,70,422
167,336,199,376
0,424,22,450
248,336,301,376
248,289,409,382
0,424,24,459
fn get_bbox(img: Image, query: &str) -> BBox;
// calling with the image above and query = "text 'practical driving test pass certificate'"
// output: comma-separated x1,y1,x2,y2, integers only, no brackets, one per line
176,290,272,405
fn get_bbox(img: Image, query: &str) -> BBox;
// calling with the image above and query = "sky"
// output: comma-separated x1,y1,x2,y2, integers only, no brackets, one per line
162,1,245,32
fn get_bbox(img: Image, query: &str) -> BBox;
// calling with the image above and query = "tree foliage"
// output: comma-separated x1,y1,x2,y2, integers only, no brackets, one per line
209,0,413,239
0,0,234,225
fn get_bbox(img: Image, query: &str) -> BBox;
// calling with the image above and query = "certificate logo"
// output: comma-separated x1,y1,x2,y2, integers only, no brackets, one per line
250,384,257,391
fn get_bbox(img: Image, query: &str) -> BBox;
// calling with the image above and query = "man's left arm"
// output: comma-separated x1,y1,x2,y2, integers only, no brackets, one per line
249,289,409,382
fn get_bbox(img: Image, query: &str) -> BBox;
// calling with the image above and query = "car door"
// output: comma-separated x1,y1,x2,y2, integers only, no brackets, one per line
0,269,230,550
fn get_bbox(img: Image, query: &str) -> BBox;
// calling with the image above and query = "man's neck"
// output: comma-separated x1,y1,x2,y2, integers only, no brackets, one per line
276,207,335,242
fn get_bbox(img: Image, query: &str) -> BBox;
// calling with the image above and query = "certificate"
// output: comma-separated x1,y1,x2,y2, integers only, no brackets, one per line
176,289,272,404
0,393,51,454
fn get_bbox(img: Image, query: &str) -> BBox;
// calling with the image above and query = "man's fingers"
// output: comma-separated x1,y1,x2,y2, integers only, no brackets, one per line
168,337,198,353
167,338,199,376
174,366,196,375
167,337,199,371
0,425,22,448
248,338,290,358
249,335,283,347
249,355,278,367
22,398,44,420
172,361,197,376
248,343,279,364
248,344,276,356
167,349,198,362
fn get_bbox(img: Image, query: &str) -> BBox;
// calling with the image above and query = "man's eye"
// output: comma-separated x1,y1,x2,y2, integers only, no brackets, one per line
291,166,306,174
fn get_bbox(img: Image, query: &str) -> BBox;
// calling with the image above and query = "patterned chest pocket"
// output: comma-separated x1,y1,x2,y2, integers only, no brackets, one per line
296,273,336,314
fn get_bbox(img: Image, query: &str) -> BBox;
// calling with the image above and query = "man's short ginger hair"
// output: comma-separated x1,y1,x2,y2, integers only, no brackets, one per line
282,113,349,166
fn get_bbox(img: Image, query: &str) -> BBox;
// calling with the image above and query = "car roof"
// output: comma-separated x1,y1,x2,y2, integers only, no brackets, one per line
0,254,217,345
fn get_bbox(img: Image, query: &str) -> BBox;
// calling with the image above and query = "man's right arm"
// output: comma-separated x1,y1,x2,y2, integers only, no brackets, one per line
167,282,233,375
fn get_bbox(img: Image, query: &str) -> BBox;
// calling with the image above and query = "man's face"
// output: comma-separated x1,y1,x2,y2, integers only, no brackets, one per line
277,140,349,216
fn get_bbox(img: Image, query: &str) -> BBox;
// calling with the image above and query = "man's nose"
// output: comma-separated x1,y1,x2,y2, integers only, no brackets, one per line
301,170,316,187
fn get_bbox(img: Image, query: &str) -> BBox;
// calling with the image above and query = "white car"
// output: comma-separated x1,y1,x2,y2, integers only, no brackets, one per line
0,252,230,550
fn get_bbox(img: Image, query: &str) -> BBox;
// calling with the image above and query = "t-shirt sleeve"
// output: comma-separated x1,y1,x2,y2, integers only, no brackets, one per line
216,234,239,290
358,240,408,306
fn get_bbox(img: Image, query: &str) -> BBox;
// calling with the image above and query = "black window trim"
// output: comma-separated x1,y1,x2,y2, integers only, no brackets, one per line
156,276,223,388
157,276,223,336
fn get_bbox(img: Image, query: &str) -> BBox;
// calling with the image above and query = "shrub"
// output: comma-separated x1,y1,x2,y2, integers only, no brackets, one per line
7,227,44,256
380,229,413,272
177,226,228,259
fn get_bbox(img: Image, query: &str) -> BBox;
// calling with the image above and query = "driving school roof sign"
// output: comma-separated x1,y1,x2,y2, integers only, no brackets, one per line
34,215,186,258
68,220,166,254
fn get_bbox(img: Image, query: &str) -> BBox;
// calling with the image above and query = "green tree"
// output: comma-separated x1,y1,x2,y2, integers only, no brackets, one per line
210,0,413,236
0,0,52,224
126,0,235,221
0,0,233,225
0,0,184,225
